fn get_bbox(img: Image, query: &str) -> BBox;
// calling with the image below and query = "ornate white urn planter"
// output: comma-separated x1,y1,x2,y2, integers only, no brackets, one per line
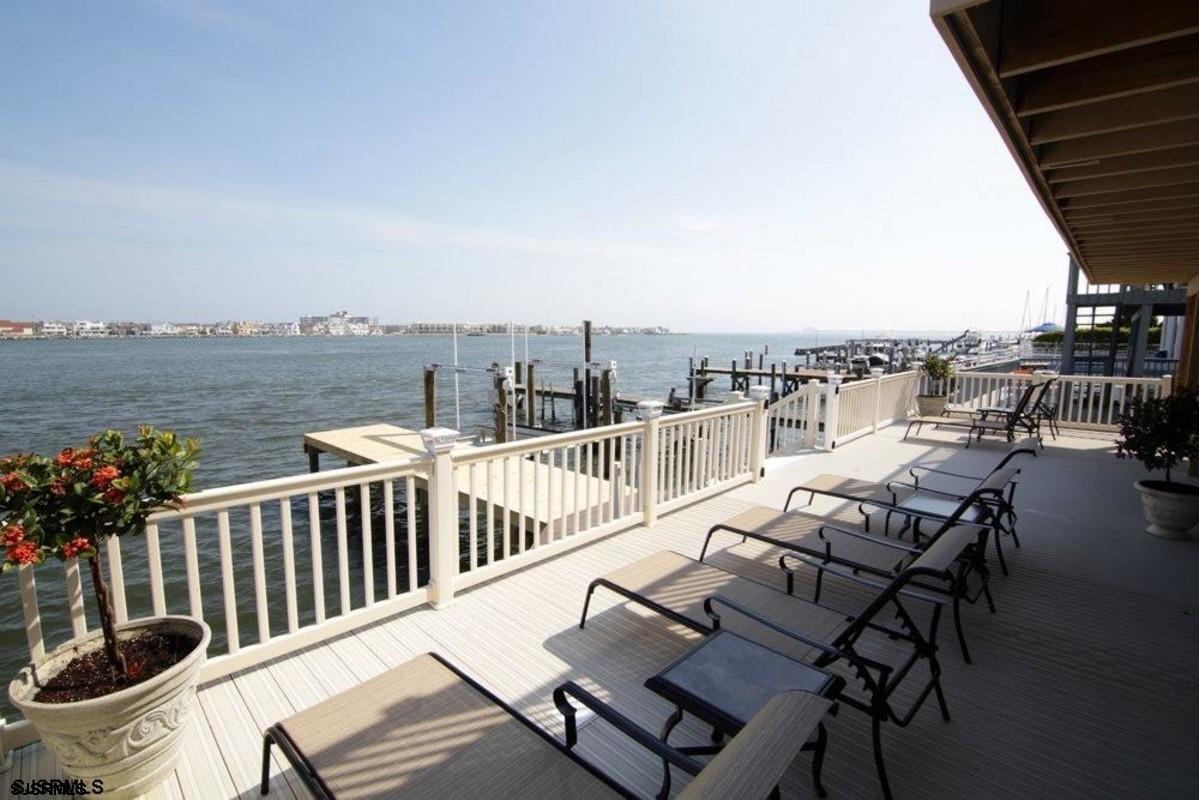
9,616,210,800
916,395,948,417
1134,480,1199,539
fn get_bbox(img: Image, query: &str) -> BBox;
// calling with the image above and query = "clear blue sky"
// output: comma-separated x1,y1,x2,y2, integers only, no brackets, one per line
1,0,1068,331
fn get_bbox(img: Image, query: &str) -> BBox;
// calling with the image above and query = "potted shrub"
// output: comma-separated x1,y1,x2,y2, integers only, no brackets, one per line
916,354,955,416
2,427,205,799
1116,388,1199,539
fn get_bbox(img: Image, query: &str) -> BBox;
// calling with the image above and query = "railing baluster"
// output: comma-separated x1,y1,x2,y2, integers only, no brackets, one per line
182,517,202,620
19,565,44,663
308,493,325,624
559,445,569,537
468,463,479,568
383,481,396,598
217,510,239,653
501,457,511,561
405,475,418,590
279,498,299,633
106,535,128,624
249,504,270,642
359,484,374,607
334,487,350,615
517,452,526,554
486,458,496,559
606,435,617,522
575,443,585,534
146,521,166,617
532,449,542,547
64,559,86,639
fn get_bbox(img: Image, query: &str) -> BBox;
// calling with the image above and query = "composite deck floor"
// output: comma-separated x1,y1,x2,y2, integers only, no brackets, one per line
5,426,1199,799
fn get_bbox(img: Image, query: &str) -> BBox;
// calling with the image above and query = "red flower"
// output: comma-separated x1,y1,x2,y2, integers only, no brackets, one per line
72,451,95,470
91,465,121,489
2,523,25,547
54,448,75,467
104,487,126,504
50,480,67,496
0,472,28,493
5,540,41,566
60,537,93,560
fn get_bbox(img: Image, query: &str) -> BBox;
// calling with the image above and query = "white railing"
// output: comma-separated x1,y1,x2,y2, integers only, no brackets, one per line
11,398,767,737
15,458,434,688
766,381,822,455
835,371,921,445
945,371,1173,430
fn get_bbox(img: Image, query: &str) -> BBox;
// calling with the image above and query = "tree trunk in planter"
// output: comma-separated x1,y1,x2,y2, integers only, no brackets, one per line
87,548,128,679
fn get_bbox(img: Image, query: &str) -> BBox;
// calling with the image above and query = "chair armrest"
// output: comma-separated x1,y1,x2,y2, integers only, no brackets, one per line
909,464,983,483
819,523,920,554
784,482,895,512
703,595,846,660
781,553,947,607
886,479,966,501
553,682,704,777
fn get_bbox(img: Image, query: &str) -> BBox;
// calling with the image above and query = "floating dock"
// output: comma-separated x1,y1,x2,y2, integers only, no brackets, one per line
303,423,634,537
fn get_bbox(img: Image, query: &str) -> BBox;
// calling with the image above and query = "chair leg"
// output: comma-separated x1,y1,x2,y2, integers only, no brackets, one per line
952,595,972,664
579,582,598,628
812,567,825,604
656,707,685,800
811,721,829,799
260,734,274,795
993,529,1010,576
871,713,893,800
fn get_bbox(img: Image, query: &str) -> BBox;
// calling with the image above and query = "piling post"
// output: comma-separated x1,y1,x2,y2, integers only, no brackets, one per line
638,401,664,525
748,386,770,481
494,368,511,443
421,427,460,608
572,368,583,429
526,362,538,426
583,320,593,428
600,366,614,427
423,366,437,428
305,445,320,474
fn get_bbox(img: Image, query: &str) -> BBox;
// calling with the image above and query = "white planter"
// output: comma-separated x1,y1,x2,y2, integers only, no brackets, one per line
1134,480,1199,540
916,395,948,417
9,616,210,800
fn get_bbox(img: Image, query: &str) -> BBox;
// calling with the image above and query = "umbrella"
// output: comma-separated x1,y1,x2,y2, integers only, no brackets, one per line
1026,322,1063,333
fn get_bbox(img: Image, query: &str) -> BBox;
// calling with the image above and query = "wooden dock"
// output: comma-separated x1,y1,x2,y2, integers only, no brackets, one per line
303,423,634,534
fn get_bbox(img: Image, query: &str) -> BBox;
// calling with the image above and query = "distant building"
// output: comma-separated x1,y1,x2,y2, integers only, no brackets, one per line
72,321,109,338
0,320,36,338
39,321,68,337
411,322,456,335
150,322,179,336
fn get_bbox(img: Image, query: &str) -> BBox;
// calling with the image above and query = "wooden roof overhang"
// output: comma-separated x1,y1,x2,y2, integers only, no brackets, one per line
931,0,1199,284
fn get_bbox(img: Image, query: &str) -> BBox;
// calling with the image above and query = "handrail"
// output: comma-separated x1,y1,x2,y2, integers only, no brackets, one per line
148,456,431,520
451,420,644,465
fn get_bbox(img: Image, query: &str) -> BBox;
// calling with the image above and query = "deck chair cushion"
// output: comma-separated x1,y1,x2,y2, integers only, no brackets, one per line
274,653,617,799
600,550,850,661
676,690,831,800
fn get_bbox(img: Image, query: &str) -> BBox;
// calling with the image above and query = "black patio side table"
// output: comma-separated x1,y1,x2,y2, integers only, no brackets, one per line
645,630,844,799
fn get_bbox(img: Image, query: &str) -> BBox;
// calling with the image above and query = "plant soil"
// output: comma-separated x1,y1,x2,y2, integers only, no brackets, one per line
33,632,198,704
1140,479,1199,495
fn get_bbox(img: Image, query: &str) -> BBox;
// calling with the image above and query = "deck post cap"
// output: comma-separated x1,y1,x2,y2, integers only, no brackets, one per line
724,390,744,404
748,386,771,402
826,372,843,384
870,367,885,377
420,427,460,454
636,400,664,420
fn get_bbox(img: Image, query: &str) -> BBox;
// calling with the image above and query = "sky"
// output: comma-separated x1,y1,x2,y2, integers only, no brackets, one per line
0,0,1070,332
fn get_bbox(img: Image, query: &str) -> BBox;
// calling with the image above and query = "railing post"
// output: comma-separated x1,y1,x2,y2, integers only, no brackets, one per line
1161,374,1174,398
823,374,842,450
1,716,10,774
804,380,821,447
748,386,770,481
637,401,664,527
421,427,461,609
870,367,885,432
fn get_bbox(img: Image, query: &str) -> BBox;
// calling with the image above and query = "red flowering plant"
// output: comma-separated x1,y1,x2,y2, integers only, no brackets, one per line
0,427,200,680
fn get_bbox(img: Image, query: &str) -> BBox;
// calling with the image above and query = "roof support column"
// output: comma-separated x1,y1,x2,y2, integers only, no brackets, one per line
1127,303,1154,377
1060,256,1080,375
1178,282,1199,388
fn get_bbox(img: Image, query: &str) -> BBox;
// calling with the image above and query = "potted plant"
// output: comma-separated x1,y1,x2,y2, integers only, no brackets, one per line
1116,387,1199,539
916,354,955,416
2,427,204,799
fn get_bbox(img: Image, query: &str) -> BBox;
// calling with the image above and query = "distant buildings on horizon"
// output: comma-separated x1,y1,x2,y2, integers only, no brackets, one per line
0,311,670,340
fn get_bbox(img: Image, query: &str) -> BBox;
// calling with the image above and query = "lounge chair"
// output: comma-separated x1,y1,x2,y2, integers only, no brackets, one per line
702,470,1013,663
904,380,1041,447
261,652,830,799
581,544,964,800
970,377,1058,441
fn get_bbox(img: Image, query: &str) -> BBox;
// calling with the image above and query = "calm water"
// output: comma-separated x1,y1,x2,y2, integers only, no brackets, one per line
0,331,906,712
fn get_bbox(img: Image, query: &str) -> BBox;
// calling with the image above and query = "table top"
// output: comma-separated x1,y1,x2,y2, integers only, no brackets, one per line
645,631,840,733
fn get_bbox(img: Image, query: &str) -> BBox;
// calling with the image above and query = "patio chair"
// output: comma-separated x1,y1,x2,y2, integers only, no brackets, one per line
701,470,1014,663
904,379,1041,447
260,651,830,800
580,544,962,800
973,377,1058,441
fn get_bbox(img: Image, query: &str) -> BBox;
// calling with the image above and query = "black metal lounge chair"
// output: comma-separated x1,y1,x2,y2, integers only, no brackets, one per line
973,377,1058,441
261,652,831,800
580,545,963,800
904,380,1041,447
701,470,1013,663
